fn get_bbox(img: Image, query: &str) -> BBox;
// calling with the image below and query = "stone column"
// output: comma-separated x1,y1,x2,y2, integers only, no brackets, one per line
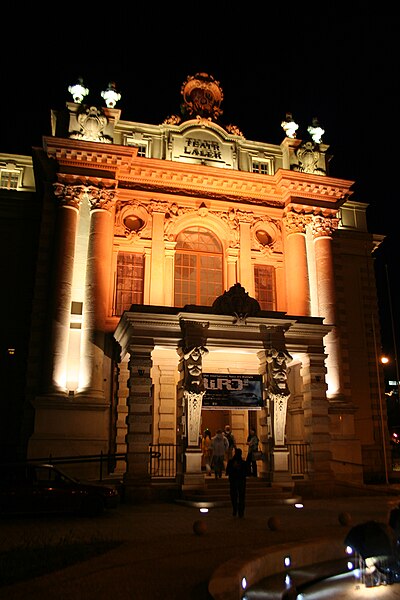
311,215,344,400
179,319,209,489
283,211,312,316
44,183,85,395
124,345,154,501
77,187,116,399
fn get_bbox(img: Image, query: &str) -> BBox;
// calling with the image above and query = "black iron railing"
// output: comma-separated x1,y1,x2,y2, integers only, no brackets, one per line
287,442,310,476
149,444,178,477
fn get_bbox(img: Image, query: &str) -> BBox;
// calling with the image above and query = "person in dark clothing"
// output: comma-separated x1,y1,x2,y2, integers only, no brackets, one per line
246,427,259,477
226,447,247,518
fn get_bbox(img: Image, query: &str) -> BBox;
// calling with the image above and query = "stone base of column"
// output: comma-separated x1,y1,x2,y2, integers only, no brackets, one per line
74,388,106,402
273,448,289,471
185,448,203,474
328,393,352,405
271,448,293,486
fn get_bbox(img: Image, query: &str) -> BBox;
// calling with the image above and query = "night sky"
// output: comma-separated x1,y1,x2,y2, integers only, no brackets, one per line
2,4,398,365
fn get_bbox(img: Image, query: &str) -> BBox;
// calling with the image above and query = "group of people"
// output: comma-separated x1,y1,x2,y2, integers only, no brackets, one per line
201,425,235,478
201,425,261,518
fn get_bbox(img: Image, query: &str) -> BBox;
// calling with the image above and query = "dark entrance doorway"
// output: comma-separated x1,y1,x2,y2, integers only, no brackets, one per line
201,410,230,437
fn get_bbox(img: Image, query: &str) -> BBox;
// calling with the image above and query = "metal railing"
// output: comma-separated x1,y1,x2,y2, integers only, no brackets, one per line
287,442,310,476
149,444,178,477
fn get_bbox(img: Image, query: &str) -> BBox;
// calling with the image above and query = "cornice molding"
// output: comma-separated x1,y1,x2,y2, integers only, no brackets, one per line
43,137,354,209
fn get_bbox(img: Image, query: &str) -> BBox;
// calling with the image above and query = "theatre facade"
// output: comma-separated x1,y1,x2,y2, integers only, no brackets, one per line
1,73,389,498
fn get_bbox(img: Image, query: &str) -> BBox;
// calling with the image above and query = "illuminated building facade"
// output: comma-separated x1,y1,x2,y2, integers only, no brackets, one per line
0,73,389,497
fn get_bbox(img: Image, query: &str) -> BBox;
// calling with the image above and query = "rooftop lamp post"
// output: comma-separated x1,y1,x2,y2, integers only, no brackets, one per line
281,112,299,139
68,78,89,104
307,117,325,144
101,82,121,108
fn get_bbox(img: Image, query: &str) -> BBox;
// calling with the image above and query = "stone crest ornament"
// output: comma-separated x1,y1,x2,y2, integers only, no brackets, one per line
293,141,326,175
180,73,224,121
69,106,112,143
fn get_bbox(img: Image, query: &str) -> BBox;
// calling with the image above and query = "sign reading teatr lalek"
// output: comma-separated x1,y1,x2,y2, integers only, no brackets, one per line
183,137,222,159
202,374,264,409
171,132,234,168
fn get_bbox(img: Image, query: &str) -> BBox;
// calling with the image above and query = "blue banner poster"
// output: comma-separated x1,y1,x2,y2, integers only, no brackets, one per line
203,374,264,409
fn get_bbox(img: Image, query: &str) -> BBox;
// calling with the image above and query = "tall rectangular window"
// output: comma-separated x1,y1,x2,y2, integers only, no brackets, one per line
115,252,144,315
254,265,276,310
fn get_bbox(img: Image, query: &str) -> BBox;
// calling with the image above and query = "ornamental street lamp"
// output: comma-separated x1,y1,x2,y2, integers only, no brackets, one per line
68,78,89,104
101,82,121,108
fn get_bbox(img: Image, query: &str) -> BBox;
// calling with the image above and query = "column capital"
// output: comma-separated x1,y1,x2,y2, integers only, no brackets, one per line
283,211,312,235
87,186,117,211
311,215,340,239
53,182,85,209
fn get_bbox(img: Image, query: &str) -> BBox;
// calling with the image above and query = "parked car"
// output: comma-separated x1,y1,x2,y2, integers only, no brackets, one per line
0,462,120,517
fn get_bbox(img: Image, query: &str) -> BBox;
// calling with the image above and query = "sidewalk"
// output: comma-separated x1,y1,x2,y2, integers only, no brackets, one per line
1,487,400,599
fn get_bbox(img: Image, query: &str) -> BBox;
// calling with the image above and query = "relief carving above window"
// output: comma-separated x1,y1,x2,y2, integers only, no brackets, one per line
252,218,282,254
114,203,151,238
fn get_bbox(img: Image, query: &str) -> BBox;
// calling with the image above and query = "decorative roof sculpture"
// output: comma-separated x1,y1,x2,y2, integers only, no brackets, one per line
212,283,261,322
180,72,224,121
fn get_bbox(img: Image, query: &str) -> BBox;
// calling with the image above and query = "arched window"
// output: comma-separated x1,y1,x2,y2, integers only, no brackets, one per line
174,227,223,306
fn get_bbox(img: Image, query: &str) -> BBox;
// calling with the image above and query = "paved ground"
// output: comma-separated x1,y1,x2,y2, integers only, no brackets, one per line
1,486,400,599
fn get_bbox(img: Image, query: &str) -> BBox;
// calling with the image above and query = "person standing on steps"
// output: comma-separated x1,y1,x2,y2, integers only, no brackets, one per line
223,424,236,466
201,429,212,476
211,429,229,478
246,427,259,477
226,447,247,518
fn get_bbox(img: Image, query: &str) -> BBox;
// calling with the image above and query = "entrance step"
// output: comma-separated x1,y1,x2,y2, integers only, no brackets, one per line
178,476,302,507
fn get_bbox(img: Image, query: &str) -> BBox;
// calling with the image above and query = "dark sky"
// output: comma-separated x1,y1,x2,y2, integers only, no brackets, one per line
2,3,398,362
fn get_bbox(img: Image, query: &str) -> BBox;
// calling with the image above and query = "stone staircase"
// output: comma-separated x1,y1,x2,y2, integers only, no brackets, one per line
178,475,302,507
